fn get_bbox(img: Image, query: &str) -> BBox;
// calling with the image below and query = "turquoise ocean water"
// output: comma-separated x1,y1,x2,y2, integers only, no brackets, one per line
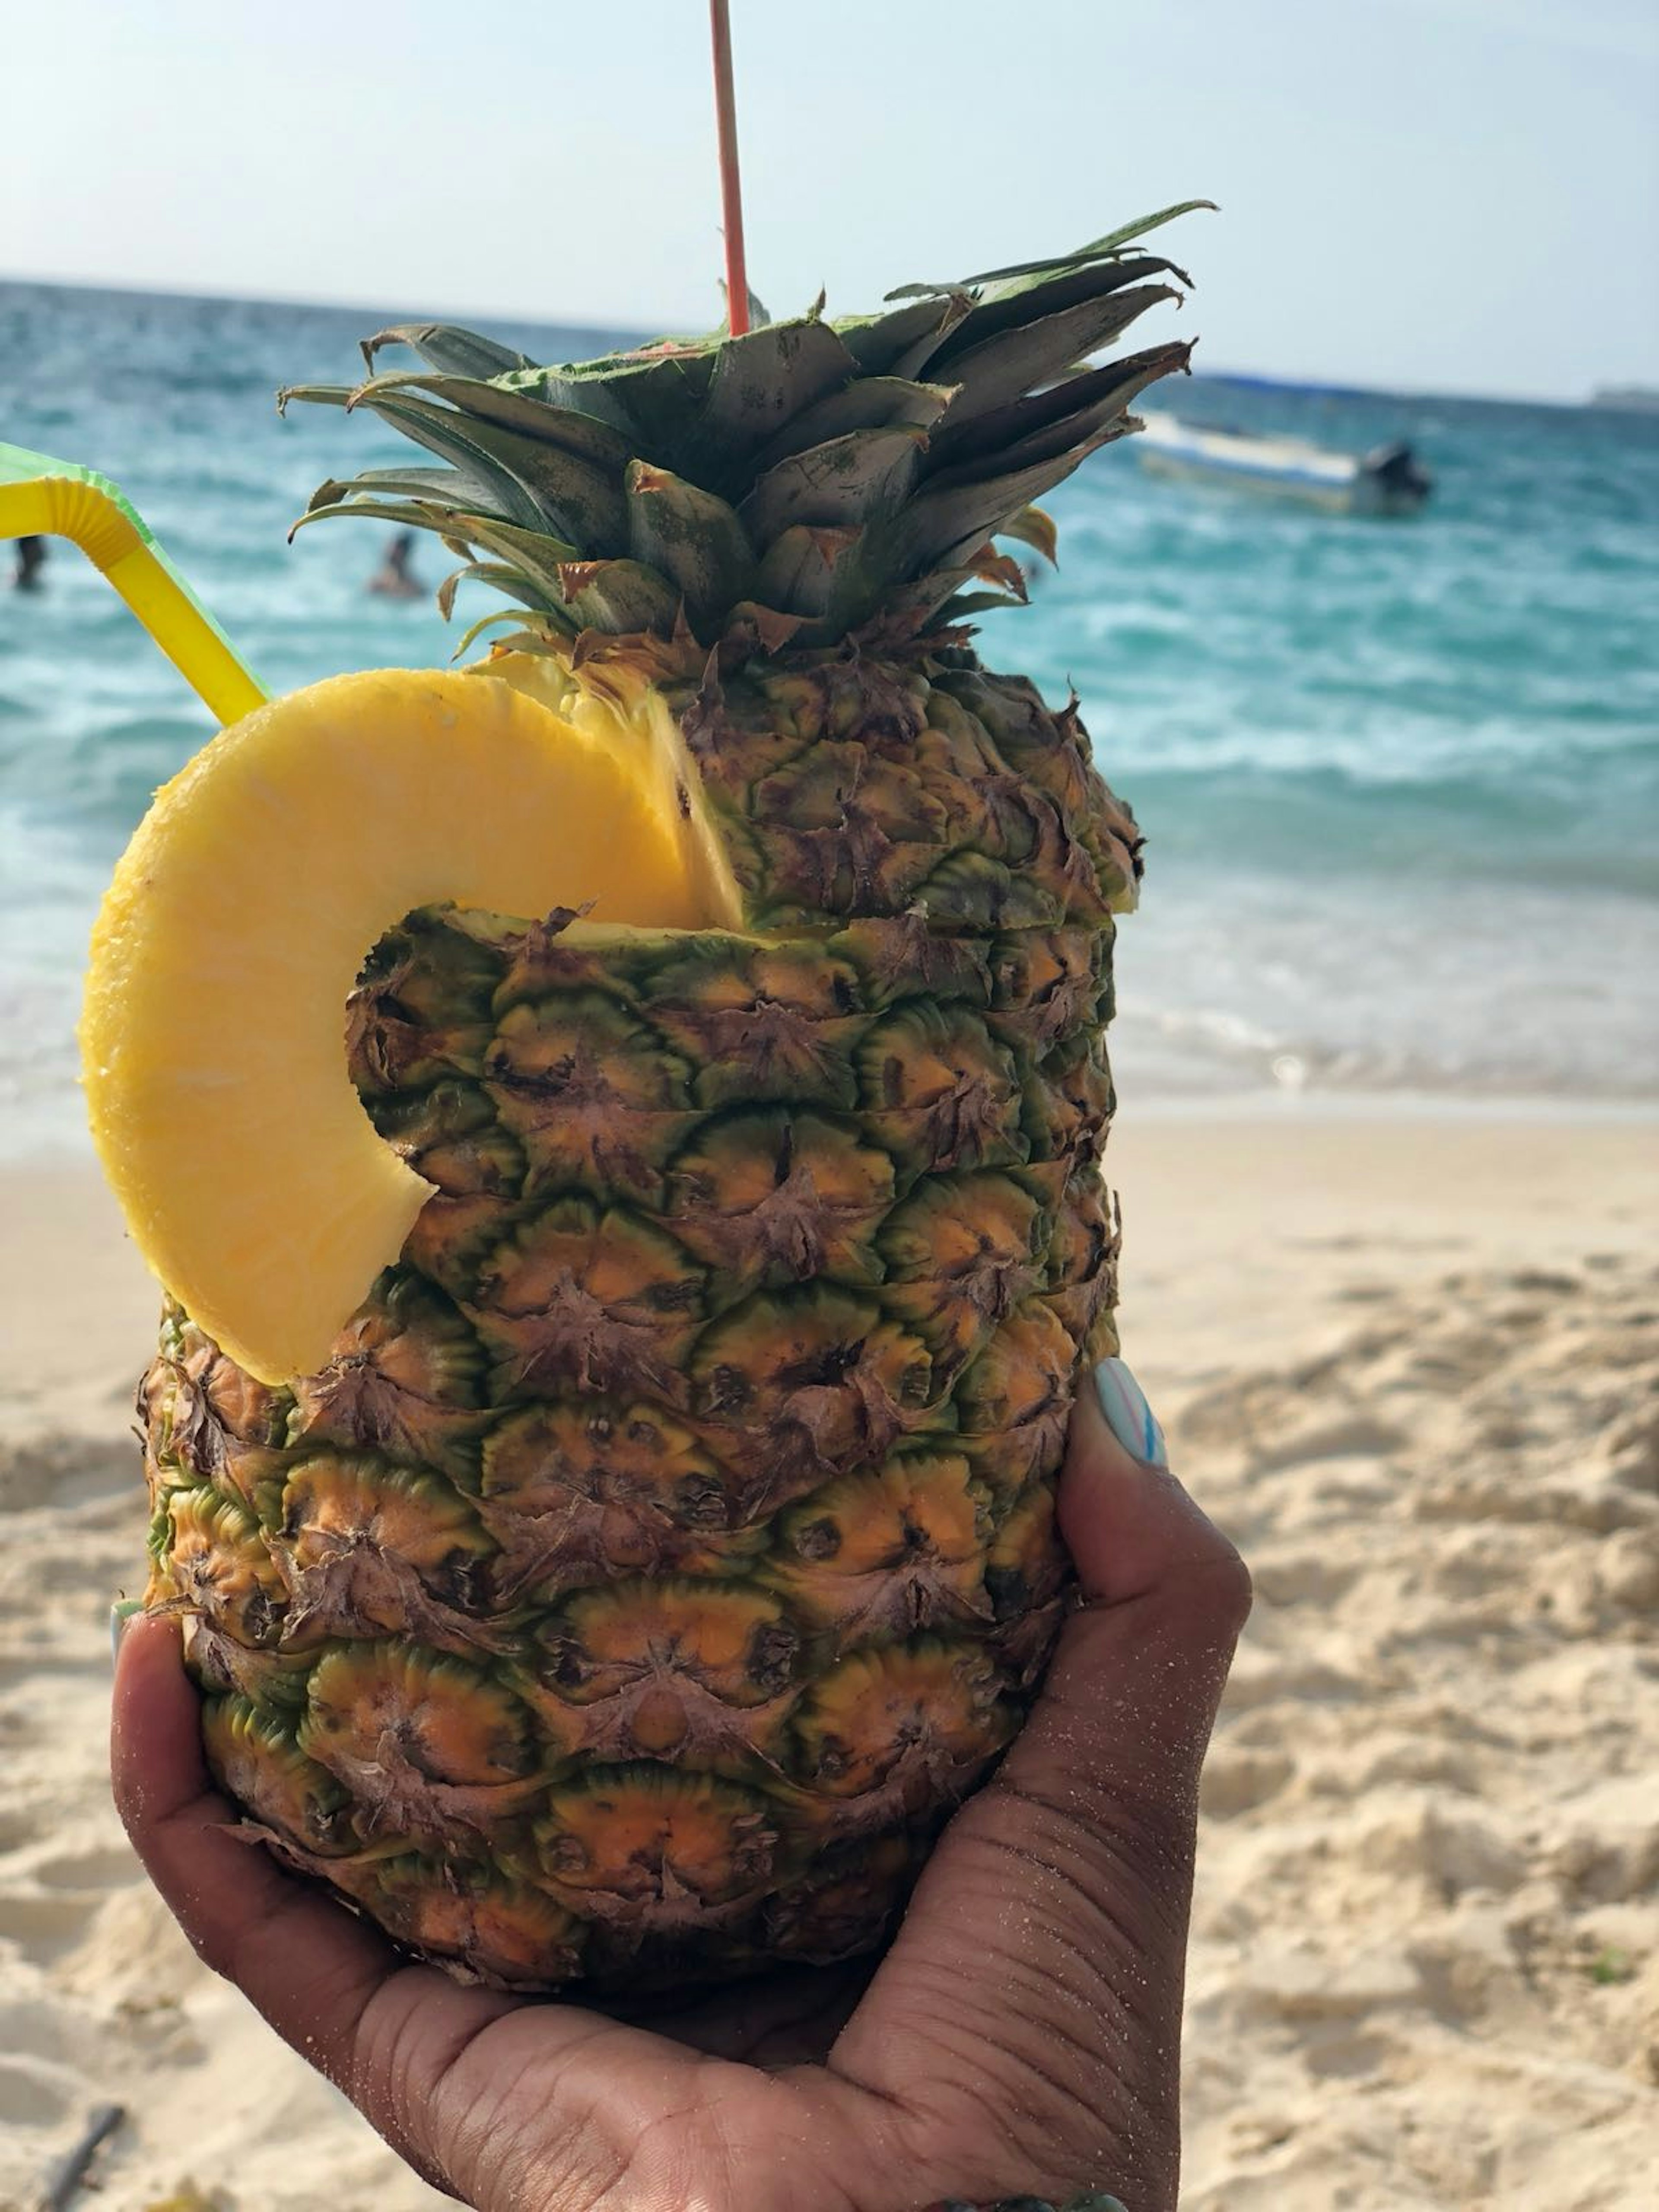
2,280,1656,1157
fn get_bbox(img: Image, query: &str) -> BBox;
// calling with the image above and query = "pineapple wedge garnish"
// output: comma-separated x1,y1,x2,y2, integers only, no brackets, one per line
81,667,727,1381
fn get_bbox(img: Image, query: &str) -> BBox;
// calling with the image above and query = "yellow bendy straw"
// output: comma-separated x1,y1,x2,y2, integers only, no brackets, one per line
0,441,266,726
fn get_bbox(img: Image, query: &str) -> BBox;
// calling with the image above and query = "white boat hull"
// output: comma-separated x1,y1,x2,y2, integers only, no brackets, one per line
1135,411,1430,515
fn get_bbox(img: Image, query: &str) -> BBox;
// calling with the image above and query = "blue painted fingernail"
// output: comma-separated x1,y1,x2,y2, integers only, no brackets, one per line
1093,1356,1169,1468
110,1599,143,1664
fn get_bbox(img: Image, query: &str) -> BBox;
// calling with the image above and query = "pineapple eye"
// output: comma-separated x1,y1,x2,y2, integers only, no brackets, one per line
795,1517,842,1560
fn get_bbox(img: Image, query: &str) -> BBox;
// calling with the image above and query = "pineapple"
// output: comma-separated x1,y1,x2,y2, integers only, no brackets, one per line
88,208,1202,1991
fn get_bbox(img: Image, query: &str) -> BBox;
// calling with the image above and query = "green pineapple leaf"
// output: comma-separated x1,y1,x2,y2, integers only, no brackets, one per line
695,318,859,481
450,605,556,658
932,340,1192,477
884,197,1216,298
740,425,930,547
288,493,512,547
434,561,563,623
751,377,957,471
923,282,1181,431
553,556,683,633
924,255,1189,365
358,322,532,379
998,504,1059,565
300,467,518,521
752,522,864,618
834,291,970,378
508,346,719,459
348,373,633,467
623,463,756,628
338,390,629,552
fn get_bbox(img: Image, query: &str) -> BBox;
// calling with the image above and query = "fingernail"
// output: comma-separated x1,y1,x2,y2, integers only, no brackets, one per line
1093,1355,1169,1468
110,1599,143,1664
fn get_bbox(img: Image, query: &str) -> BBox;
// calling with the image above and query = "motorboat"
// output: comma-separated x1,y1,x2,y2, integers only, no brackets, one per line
1135,410,1432,515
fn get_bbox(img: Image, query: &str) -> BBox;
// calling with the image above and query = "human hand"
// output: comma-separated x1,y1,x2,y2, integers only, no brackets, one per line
112,1361,1249,2212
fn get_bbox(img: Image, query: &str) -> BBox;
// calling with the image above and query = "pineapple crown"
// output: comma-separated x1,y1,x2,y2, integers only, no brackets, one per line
278,201,1208,660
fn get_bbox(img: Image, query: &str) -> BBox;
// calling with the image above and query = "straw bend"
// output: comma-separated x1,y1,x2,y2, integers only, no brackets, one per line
0,470,143,569
0,443,265,727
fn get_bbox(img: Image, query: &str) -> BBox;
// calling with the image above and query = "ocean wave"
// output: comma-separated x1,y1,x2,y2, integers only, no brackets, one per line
2,281,1656,1140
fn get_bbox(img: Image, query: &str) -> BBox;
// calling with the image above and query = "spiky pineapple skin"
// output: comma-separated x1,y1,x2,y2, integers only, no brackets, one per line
138,650,1135,1990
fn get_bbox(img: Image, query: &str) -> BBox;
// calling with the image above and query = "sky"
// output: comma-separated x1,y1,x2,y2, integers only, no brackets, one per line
1,0,1655,401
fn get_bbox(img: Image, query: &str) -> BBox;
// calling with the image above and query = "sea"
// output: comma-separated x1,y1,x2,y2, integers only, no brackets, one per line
2,280,1656,1158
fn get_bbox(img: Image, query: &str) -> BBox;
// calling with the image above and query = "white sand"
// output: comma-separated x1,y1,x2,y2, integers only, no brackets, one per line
1,1116,1655,2211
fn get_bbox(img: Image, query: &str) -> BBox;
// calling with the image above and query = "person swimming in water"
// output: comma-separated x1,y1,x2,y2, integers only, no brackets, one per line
366,531,423,600
13,537,46,591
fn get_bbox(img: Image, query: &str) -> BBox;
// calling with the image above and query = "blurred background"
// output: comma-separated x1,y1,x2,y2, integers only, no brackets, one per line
2,0,1656,1150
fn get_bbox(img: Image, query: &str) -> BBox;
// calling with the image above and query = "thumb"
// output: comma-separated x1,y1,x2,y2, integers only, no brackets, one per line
836,1359,1250,2211
1028,1360,1253,1812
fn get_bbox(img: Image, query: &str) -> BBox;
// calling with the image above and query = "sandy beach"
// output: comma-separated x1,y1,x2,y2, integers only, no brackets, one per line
2,1110,1655,2211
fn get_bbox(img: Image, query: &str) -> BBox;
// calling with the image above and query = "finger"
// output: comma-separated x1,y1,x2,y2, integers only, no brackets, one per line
111,1612,517,2190
836,1375,1250,2206
1046,1375,1253,1787
111,1611,400,2033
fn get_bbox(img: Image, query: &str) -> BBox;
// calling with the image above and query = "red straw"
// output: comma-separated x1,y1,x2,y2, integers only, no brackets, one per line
709,0,751,335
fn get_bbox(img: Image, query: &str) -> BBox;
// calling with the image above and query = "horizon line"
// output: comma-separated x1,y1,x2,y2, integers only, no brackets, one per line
0,266,1639,415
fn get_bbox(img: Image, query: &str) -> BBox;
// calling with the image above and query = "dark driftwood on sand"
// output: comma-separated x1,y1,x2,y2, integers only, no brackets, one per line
37,2102,124,2212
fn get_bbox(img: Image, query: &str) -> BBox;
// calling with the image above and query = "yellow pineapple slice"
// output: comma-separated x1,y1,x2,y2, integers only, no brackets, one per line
81,667,729,1384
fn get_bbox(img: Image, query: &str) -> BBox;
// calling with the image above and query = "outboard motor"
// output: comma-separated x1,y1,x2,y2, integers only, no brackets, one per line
1363,441,1433,510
